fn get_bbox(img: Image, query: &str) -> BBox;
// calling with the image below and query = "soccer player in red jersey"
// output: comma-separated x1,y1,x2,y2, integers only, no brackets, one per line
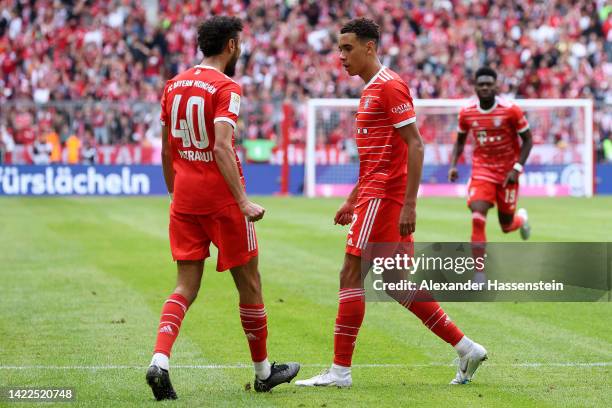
296,18,487,387
449,67,533,281
146,16,299,400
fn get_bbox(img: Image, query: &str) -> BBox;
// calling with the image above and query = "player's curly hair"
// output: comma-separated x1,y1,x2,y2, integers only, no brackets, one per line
197,16,243,57
475,66,497,80
340,18,380,45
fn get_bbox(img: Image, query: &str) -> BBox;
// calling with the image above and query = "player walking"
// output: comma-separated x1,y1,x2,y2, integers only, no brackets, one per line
449,67,533,281
146,16,299,400
295,18,487,387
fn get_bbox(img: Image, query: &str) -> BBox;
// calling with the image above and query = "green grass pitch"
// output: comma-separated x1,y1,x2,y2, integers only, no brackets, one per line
0,196,610,407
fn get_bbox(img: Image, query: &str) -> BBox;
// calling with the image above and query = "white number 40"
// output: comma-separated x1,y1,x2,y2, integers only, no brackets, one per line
170,95,209,149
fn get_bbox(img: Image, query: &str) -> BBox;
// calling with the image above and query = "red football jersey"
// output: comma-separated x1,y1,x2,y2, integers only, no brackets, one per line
457,97,529,184
354,67,417,207
160,64,244,214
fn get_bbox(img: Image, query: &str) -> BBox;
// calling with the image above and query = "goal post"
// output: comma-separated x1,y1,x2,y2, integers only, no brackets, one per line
305,98,594,198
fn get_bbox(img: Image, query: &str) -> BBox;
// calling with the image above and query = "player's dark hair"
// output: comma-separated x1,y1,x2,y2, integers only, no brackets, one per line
340,18,380,45
475,66,497,80
197,16,243,57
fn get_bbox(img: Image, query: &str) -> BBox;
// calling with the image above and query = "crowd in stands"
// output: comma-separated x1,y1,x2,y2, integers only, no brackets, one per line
0,0,611,163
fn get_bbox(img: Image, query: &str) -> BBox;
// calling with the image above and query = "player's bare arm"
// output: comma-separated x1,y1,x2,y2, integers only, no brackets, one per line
449,131,468,182
397,122,424,236
503,129,533,187
160,125,175,198
214,122,265,221
334,183,358,225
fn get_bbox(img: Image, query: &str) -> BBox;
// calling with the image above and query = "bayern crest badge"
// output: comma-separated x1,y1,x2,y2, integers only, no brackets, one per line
494,118,502,127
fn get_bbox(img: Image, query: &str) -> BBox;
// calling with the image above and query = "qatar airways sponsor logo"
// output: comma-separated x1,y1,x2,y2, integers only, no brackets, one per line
0,166,150,195
178,150,214,162
391,102,412,114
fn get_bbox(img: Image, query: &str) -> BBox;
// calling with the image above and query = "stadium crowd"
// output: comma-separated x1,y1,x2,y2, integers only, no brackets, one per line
0,0,611,163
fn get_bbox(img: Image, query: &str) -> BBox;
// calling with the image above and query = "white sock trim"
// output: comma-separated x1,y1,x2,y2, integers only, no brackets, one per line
454,336,474,357
151,353,169,371
331,363,351,377
254,358,271,380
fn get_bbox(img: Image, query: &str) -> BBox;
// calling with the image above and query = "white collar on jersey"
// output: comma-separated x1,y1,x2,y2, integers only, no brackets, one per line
477,97,499,114
193,64,236,82
364,66,386,89
194,64,221,72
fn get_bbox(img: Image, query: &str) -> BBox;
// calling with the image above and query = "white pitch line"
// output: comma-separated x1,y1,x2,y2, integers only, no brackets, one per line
0,362,610,370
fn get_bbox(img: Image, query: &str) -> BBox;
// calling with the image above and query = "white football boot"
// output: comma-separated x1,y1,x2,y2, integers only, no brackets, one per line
517,208,531,240
295,367,352,387
450,342,488,384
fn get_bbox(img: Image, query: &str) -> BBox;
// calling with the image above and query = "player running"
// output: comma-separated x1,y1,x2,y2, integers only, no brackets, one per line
449,67,533,281
146,16,299,400
295,18,487,388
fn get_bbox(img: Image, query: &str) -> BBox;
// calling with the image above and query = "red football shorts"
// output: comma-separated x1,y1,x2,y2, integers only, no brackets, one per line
346,198,413,257
169,203,257,271
467,177,519,214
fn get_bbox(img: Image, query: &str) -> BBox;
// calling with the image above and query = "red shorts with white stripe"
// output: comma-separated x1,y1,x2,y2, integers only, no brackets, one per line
169,203,257,271
467,177,519,214
345,198,413,257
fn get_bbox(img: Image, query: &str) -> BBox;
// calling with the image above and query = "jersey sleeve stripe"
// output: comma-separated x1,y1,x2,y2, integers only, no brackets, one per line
214,117,237,129
392,117,416,128
517,124,530,133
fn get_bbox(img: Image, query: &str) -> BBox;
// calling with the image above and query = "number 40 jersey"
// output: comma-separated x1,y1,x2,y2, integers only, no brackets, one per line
160,64,245,214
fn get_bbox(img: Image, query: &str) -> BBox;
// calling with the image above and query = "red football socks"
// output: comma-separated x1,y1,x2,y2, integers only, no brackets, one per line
239,304,268,363
471,211,487,243
154,293,190,357
501,214,524,233
407,301,464,346
471,211,487,271
333,288,366,367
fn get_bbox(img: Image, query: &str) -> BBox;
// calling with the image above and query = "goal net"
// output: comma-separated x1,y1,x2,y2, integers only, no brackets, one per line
305,98,594,198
